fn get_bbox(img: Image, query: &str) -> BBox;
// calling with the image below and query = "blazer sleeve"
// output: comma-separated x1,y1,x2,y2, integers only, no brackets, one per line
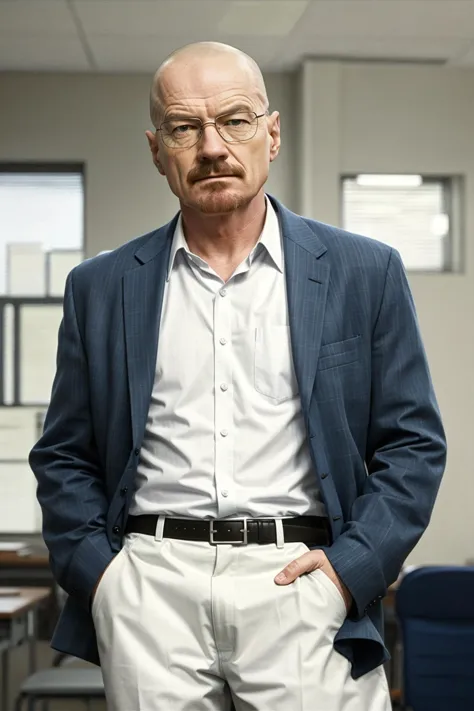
325,248,447,618
29,270,115,611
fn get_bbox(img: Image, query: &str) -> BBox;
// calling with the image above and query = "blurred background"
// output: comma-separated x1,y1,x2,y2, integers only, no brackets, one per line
1,1,474,709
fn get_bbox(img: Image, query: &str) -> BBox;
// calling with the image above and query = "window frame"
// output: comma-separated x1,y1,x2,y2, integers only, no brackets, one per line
0,162,86,406
0,161,86,263
340,173,464,274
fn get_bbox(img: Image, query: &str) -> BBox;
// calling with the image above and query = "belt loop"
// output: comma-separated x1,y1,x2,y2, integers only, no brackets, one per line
275,519,285,549
155,515,166,542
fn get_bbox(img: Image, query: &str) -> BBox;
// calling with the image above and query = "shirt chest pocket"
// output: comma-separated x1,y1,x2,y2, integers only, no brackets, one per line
254,325,299,403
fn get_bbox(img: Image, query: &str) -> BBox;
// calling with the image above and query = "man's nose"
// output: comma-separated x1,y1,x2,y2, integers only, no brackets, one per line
197,123,230,162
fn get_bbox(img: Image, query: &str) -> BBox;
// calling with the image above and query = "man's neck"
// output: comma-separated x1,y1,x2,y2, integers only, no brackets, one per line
180,191,267,264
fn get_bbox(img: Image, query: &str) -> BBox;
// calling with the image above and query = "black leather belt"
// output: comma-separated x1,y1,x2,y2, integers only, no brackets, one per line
125,515,331,546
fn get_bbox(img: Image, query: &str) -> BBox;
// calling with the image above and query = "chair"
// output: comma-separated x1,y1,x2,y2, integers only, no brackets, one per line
395,565,474,711
13,584,105,710
14,666,105,710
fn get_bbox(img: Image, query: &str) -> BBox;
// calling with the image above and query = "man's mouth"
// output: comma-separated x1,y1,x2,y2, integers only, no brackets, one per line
195,175,235,182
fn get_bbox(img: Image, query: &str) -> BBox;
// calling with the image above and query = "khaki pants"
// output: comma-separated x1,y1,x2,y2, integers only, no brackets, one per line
92,528,391,711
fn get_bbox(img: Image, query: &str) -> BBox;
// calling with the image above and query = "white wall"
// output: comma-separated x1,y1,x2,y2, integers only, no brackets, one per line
345,64,474,568
298,60,474,567
0,72,297,255
0,65,472,565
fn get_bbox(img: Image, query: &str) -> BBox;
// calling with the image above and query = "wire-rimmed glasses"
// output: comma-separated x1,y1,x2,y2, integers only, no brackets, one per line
158,111,267,149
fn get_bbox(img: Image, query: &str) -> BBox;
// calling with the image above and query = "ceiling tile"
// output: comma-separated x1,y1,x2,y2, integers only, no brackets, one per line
0,34,90,71
0,0,473,73
216,34,284,67
0,1,77,34
276,34,472,67
450,41,474,65
218,1,309,37
87,32,282,72
87,34,207,72
297,1,474,39
73,0,227,37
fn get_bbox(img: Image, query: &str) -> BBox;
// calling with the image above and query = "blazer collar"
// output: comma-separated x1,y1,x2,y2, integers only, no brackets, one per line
131,194,328,268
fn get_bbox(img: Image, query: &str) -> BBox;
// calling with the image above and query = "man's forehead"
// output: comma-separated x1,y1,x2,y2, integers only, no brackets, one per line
150,46,267,124
158,77,259,118
160,59,254,97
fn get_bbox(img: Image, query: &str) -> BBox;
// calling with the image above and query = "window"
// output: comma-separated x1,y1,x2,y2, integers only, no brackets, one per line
341,174,462,272
0,165,84,295
0,165,85,531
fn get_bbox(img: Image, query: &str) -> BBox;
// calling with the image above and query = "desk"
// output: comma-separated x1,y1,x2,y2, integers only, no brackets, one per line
0,542,50,582
0,587,51,711
0,544,56,641
0,551,49,569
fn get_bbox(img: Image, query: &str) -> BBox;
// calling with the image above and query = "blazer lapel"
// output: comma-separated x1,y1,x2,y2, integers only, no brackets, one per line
123,218,177,447
273,199,330,423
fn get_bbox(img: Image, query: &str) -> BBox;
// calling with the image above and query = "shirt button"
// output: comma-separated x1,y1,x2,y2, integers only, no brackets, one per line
219,338,227,345
221,489,229,497
220,383,228,391
220,288,227,297
220,429,229,437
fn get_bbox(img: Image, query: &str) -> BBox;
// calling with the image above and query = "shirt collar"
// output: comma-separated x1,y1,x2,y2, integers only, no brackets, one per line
166,195,283,281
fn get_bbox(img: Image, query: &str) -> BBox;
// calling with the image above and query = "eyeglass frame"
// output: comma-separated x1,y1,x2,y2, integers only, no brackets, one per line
156,110,268,149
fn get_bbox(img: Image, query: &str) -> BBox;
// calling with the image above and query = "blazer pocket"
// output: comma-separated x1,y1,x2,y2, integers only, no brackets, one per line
318,335,361,371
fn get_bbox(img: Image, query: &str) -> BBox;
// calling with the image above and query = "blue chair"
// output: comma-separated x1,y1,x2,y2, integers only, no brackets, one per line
395,565,474,711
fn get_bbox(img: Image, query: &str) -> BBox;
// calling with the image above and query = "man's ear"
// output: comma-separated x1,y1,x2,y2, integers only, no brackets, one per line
268,112,281,163
145,130,165,175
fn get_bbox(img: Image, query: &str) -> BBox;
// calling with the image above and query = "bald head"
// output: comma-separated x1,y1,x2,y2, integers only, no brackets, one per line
149,42,269,127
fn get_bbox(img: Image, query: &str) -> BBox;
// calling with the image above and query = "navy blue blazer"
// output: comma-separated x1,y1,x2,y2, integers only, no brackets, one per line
29,196,446,679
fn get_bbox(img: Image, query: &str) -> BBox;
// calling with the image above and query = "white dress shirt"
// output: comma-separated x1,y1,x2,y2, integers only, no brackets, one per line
129,198,326,520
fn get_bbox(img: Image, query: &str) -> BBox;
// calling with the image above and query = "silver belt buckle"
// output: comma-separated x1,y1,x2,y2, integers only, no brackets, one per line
209,518,249,545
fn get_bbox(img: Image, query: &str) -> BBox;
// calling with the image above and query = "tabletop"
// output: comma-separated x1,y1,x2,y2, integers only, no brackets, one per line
0,587,51,619
0,546,49,568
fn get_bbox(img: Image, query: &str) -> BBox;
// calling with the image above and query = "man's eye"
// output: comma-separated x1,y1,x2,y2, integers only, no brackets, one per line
225,118,248,126
173,124,194,134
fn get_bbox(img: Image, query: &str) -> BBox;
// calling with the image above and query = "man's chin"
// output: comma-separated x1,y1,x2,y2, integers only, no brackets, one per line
191,188,248,215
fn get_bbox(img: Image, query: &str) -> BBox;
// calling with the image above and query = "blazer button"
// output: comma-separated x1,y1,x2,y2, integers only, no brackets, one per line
321,472,329,479
112,526,121,535
332,515,342,521
134,448,140,456
120,487,128,496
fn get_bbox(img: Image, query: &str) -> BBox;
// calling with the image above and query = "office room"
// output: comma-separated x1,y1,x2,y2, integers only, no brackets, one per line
0,0,473,709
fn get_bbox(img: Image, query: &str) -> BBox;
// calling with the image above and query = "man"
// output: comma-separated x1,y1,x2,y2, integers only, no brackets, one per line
30,42,446,711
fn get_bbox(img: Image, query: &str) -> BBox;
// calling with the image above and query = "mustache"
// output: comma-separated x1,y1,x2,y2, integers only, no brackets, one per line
188,162,245,183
